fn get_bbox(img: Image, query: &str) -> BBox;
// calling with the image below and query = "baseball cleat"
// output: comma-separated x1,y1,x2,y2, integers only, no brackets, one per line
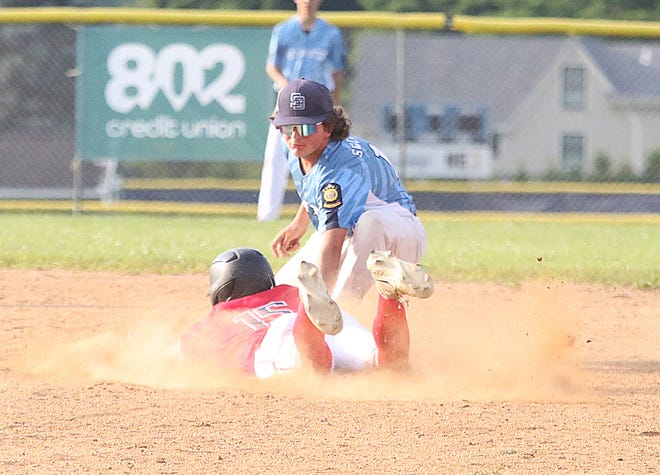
297,261,343,335
367,250,434,300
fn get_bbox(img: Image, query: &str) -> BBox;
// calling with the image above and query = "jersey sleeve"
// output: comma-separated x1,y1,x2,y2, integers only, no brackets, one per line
266,23,285,68
314,167,369,233
328,27,347,72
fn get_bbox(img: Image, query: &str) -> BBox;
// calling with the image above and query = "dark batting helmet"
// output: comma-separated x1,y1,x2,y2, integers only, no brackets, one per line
207,248,275,304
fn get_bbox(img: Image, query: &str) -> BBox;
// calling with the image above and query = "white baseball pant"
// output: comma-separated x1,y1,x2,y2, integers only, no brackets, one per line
257,124,290,222
253,310,377,378
274,201,426,302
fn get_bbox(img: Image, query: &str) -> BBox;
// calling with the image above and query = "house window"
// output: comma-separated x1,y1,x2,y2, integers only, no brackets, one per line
562,134,584,172
563,67,585,110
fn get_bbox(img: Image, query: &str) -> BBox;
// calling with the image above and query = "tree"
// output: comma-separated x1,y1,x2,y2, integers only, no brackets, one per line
0,24,75,131
642,151,660,183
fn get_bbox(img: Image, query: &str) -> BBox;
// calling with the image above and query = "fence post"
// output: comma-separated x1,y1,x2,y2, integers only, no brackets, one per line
395,28,407,181
72,157,82,214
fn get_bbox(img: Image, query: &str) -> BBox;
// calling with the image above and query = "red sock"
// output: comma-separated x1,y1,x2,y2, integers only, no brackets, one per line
292,302,332,373
372,296,410,368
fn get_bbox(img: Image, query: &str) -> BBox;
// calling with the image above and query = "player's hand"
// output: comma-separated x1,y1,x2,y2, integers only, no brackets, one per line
272,204,310,258
271,223,304,258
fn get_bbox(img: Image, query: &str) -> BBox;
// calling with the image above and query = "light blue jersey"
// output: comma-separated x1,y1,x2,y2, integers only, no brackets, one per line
288,136,417,233
267,17,346,91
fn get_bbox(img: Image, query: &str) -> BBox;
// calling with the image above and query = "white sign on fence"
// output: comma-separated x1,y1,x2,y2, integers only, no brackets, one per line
379,142,494,180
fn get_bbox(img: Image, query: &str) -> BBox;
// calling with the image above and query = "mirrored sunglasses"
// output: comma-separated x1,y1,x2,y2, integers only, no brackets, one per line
277,123,320,137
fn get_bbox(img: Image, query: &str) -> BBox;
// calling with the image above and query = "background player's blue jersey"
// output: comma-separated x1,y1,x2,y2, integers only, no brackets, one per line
267,17,346,91
288,135,417,233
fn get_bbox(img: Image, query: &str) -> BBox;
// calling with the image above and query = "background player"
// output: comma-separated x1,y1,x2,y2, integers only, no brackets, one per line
257,0,347,222
178,247,433,377
270,78,427,303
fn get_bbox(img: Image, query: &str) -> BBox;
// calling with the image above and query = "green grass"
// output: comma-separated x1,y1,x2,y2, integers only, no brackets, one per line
423,216,660,288
0,211,658,289
0,211,291,274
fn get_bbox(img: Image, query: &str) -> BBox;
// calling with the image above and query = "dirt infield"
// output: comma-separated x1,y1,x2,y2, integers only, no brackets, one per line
1,269,658,474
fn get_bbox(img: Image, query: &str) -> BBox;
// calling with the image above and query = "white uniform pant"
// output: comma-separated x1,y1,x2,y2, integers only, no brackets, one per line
274,203,426,301
257,124,289,222
253,311,377,379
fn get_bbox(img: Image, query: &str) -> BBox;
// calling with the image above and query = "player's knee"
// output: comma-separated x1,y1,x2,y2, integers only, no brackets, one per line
357,210,385,233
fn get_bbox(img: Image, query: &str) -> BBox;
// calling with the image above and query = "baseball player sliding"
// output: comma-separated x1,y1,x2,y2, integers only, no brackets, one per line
178,247,433,377
270,79,427,303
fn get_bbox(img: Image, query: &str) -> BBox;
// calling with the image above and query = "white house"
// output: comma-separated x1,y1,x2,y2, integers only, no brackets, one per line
349,33,660,179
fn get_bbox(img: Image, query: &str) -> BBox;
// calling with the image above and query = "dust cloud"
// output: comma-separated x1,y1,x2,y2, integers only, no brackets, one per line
31,281,585,402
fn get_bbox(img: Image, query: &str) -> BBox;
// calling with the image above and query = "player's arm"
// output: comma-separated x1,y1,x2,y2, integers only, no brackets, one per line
266,63,288,92
331,70,344,104
271,203,310,258
265,26,288,91
317,227,347,295
330,28,347,104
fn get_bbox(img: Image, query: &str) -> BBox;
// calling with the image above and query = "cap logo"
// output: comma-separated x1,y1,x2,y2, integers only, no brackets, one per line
289,92,306,111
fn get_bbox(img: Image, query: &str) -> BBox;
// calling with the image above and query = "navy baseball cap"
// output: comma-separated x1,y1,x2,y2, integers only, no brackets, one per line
272,78,334,127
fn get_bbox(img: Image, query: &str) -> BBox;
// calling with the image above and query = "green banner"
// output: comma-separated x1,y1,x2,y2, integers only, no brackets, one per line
76,25,272,162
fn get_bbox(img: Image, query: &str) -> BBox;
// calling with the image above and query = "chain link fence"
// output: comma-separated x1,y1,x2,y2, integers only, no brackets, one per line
1,12,659,212
1,24,80,197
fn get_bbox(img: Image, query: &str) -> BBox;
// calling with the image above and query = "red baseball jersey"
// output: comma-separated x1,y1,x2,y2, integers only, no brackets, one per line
180,285,300,374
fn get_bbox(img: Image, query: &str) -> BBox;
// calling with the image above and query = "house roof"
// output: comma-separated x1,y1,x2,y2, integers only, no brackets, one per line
581,36,660,96
403,34,566,122
349,32,660,136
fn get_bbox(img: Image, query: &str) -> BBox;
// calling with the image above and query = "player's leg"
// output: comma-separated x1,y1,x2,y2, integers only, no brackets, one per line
331,210,386,300
367,250,433,368
273,230,324,286
372,297,410,368
293,261,343,373
254,310,376,377
257,124,289,221
325,311,378,371
332,204,426,301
